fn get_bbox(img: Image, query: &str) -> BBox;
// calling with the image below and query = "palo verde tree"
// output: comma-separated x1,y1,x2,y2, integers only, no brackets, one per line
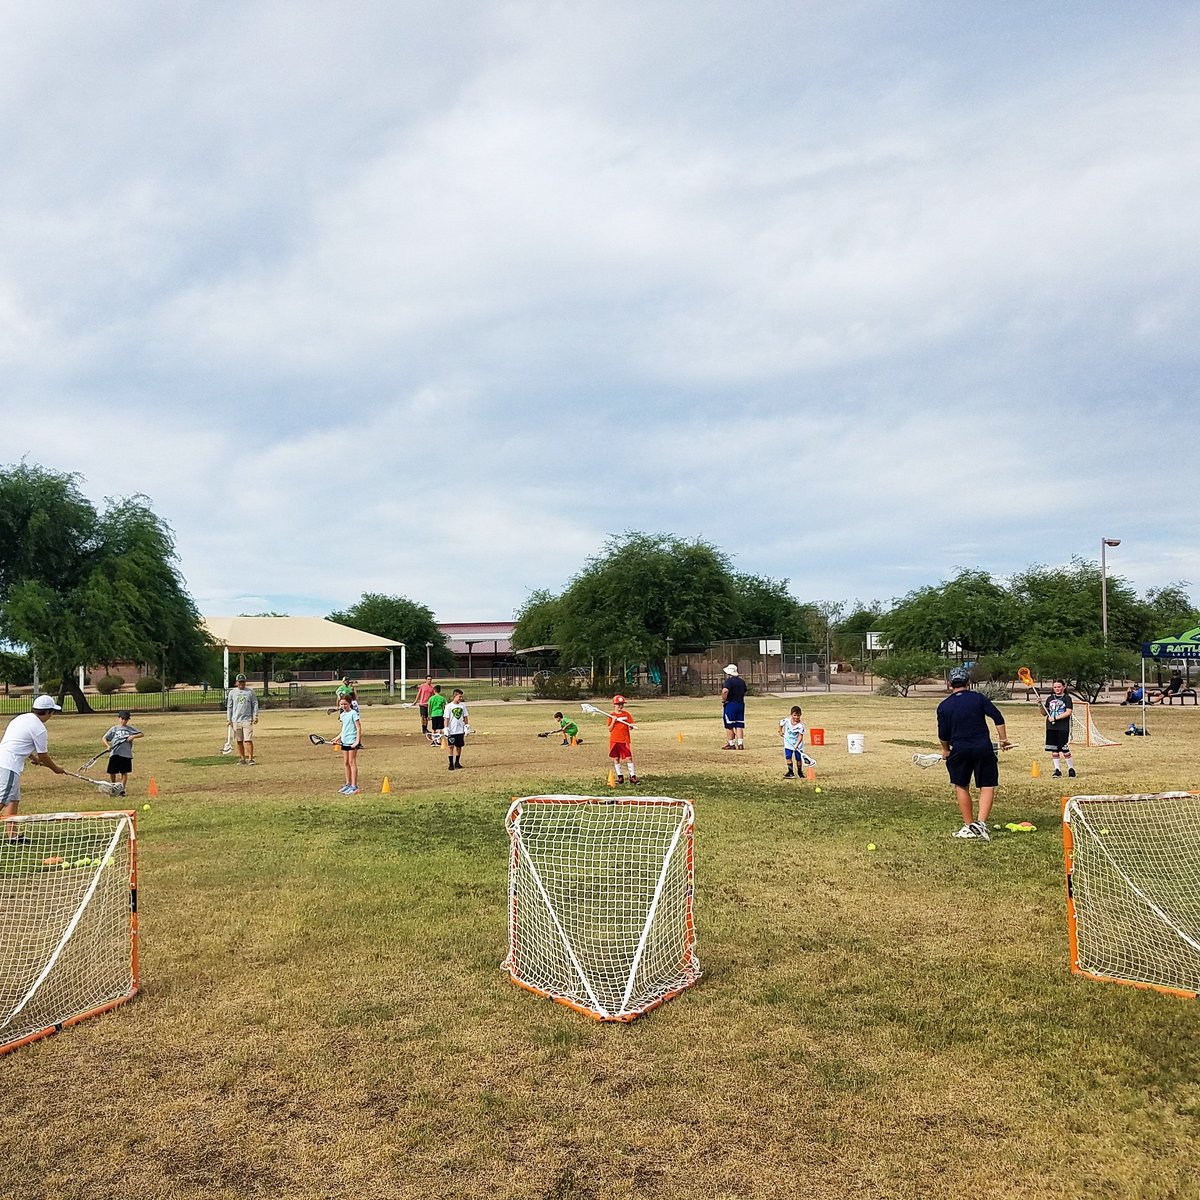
0,463,210,712
882,569,1021,658
554,532,737,667
327,593,454,672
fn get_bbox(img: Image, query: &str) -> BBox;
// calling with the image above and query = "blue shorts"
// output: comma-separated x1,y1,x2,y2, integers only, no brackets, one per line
723,701,745,730
946,745,999,789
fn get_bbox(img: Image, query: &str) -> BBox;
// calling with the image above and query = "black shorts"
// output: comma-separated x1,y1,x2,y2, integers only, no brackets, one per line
447,733,465,748
1045,725,1070,751
431,715,445,731
419,704,429,718
946,745,999,789
338,742,362,752
107,755,132,776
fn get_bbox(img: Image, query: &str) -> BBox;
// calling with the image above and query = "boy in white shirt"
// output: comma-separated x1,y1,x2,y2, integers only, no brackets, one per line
778,705,807,780
444,689,469,771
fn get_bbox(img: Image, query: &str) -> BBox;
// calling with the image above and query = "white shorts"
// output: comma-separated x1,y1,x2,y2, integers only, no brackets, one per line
0,768,20,810
232,720,255,741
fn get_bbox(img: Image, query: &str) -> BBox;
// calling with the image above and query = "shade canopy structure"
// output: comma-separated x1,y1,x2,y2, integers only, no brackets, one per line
1142,627,1200,659
202,616,406,694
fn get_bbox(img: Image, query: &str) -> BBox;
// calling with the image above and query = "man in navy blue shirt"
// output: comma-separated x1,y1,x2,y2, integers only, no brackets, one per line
721,664,748,749
936,666,1012,841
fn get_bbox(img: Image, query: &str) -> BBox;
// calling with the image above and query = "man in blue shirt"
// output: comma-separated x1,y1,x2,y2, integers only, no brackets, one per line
936,666,1012,841
721,665,748,749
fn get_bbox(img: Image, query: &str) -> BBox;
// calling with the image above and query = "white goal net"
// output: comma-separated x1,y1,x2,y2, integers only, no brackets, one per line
1,811,138,1055
1063,793,1200,997
1070,702,1118,747
503,795,700,1021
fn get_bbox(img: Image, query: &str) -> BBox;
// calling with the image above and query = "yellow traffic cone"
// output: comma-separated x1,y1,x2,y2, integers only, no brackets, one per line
677,732,684,744
607,769,616,788
1031,761,1041,778
380,776,392,794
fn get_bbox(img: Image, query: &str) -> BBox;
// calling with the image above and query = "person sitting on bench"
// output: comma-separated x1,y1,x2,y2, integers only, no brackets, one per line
1120,684,1144,705
1149,672,1185,704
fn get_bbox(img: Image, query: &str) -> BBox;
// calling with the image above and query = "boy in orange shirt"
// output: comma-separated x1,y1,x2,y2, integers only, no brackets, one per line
607,694,637,785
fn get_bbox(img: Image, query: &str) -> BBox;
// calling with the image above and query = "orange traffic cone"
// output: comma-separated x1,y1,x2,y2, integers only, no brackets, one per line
677,732,684,744
1031,761,1041,779
380,776,392,794
147,777,159,797
805,766,816,781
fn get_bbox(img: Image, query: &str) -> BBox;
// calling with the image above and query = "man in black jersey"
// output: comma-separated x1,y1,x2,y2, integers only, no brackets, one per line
937,666,1012,841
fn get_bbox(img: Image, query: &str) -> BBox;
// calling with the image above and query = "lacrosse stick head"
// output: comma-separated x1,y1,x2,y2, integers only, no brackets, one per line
308,734,326,745
1017,667,1035,687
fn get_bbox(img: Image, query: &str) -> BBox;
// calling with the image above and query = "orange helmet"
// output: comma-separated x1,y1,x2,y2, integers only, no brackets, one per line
612,694,626,705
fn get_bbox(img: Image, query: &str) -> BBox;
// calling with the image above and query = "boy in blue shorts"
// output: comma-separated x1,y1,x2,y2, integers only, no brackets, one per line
778,705,807,779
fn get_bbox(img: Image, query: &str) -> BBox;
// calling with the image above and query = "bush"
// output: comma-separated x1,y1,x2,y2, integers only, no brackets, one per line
135,676,162,693
291,689,324,708
274,670,294,683
531,672,587,701
875,680,901,696
976,680,1010,702
96,675,124,695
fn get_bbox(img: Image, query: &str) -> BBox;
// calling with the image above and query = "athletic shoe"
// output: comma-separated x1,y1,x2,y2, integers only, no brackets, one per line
615,776,625,785
722,744,737,750
629,776,638,785
1052,770,1062,778
784,770,794,778
561,739,570,745
971,822,991,841
4,835,29,847
1068,768,1077,778
338,785,352,794
952,824,979,839
346,786,360,794
448,763,455,771
246,759,256,766
454,761,462,770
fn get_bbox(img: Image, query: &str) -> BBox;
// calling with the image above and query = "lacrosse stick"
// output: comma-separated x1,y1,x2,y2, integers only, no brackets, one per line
221,723,234,754
1016,667,1048,714
308,733,343,747
912,753,945,768
580,702,638,728
66,771,124,797
81,728,133,772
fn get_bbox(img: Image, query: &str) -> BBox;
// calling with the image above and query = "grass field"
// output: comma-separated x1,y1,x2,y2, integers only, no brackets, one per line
2,694,1198,1199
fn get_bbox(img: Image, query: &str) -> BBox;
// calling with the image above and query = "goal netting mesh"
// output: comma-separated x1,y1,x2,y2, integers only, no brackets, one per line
1,811,138,1055
1070,702,1119,747
1063,793,1200,996
503,795,700,1021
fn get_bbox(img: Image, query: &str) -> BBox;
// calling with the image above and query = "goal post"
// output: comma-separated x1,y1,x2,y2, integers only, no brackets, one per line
1,811,139,1056
1070,702,1118,748
1063,792,1200,998
503,795,700,1022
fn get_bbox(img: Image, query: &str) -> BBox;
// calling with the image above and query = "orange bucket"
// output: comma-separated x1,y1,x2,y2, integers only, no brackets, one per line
809,728,825,747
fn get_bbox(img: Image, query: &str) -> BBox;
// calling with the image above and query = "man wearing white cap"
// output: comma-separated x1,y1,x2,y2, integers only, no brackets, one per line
721,664,748,750
1,696,68,846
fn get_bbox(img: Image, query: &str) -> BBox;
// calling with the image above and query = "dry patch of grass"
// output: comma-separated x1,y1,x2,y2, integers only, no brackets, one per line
2,695,1198,1198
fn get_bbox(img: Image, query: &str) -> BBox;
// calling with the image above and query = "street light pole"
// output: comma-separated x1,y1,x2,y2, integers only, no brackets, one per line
425,642,432,677
1101,538,1121,643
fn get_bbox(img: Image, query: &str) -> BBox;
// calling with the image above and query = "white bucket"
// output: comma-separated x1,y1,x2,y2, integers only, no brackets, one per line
847,733,865,755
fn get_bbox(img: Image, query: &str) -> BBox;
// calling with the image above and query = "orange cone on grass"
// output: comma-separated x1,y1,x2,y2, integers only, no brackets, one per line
380,776,392,794
147,777,159,797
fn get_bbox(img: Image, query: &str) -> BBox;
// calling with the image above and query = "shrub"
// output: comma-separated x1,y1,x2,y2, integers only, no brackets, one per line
291,689,323,708
977,680,1010,702
531,672,587,701
274,670,294,683
135,676,162,693
96,675,124,695
875,680,902,697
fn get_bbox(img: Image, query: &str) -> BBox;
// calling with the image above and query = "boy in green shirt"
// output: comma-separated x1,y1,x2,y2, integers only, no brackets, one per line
427,685,447,747
553,712,581,746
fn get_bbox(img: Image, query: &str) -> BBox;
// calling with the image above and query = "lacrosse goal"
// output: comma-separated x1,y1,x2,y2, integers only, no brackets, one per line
1063,792,1200,997
1,811,138,1055
1070,703,1118,747
503,795,700,1021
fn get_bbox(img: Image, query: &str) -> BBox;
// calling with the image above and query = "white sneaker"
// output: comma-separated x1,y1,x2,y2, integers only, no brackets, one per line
952,824,979,839
971,822,991,841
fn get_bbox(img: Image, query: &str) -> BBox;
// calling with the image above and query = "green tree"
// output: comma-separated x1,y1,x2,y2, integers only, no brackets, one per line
1009,560,1145,649
729,574,813,641
1013,636,1138,703
0,464,210,711
556,533,736,665
833,603,886,661
1141,585,1200,641
882,570,1019,656
511,590,563,654
328,593,454,672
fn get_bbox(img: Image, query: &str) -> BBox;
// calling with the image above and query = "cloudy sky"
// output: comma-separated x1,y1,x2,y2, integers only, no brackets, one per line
2,2,1196,622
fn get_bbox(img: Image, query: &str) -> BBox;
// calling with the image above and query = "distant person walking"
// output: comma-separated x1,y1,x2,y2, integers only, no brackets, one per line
414,675,436,738
1,696,68,845
1042,679,1075,778
721,664,747,749
226,674,259,765
937,666,1012,841
102,709,145,796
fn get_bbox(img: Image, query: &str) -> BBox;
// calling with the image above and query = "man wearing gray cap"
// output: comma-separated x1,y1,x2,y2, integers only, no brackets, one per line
0,696,68,846
937,666,1012,841
226,673,260,765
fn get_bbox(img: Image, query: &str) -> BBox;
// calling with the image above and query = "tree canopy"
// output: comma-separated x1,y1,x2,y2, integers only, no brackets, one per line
327,593,455,672
0,463,209,710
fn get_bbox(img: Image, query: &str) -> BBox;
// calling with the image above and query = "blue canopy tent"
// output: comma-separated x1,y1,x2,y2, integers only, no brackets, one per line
1138,626,1200,729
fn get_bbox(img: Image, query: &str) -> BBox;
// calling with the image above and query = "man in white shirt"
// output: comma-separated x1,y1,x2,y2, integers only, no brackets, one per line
1,695,68,845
